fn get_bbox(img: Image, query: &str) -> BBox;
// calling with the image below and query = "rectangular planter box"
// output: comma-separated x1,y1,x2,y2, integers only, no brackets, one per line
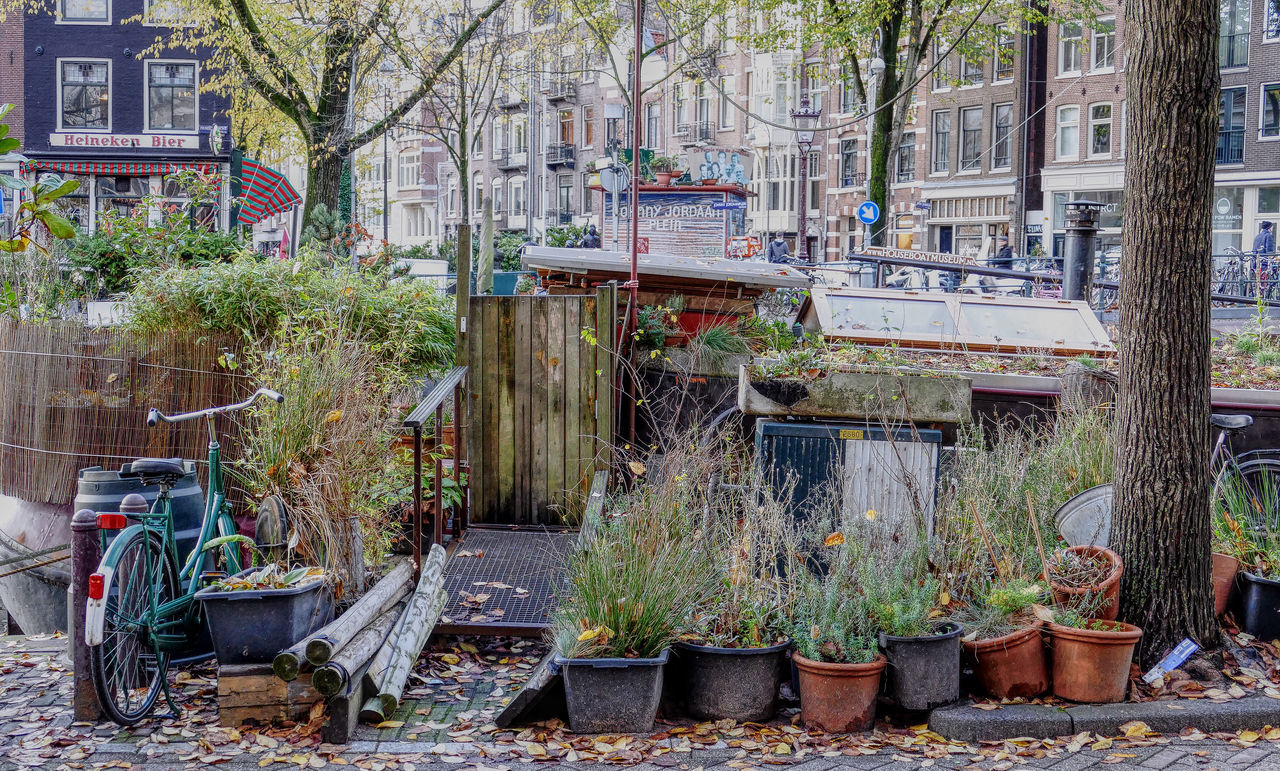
194,568,334,665
738,365,971,424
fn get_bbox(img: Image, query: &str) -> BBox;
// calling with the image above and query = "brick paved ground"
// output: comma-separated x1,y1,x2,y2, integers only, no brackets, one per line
6,635,1280,770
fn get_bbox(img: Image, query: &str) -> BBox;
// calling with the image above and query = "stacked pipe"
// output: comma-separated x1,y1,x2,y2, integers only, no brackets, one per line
272,546,447,711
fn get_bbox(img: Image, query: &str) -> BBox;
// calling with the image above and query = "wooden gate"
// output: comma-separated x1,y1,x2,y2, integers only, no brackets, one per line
466,286,616,525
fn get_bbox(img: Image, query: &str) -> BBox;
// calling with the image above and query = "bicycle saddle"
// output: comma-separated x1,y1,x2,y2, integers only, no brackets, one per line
131,457,187,478
1211,413,1254,431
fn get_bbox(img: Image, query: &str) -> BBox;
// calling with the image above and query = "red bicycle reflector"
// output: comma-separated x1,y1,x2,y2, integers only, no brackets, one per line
96,513,127,530
88,573,105,600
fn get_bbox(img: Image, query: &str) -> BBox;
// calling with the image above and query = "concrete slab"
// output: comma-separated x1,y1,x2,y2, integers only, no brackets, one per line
929,702,1073,742
931,695,1280,742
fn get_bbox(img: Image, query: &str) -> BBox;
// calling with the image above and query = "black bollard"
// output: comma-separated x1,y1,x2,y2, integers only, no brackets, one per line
69,508,102,721
1062,199,1104,303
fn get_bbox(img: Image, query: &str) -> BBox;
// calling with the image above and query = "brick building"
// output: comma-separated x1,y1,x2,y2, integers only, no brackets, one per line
19,0,233,232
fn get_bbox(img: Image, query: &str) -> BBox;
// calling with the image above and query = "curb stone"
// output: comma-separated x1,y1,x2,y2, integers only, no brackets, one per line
929,694,1280,741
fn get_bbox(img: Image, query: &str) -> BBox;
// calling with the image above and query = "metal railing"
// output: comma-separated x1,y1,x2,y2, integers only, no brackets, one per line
547,77,578,101
1217,129,1245,165
496,149,527,170
674,121,692,137
1213,250,1280,300
546,142,576,166
695,120,715,143
404,366,469,561
549,210,574,225
498,92,526,109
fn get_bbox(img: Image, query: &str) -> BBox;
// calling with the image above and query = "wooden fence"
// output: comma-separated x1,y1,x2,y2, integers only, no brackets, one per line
465,286,616,525
0,320,250,505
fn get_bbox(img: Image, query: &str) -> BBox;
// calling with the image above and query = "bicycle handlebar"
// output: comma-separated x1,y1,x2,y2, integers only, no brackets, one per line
146,388,285,427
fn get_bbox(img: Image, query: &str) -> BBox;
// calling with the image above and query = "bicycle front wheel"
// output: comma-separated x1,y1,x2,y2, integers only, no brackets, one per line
90,529,179,725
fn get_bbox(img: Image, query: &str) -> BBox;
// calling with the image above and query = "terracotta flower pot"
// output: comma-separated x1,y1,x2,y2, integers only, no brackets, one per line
1049,545,1123,621
701,178,718,186
1212,552,1240,617
792,652,886,733
1047,620,1142,703
655,172,674,185
961,622,1050,700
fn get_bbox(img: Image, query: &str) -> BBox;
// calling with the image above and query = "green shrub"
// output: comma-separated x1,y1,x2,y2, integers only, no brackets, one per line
126,255,455,376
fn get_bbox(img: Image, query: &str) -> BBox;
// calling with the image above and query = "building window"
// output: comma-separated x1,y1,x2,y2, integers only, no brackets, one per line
1089,103,1112,157
397,151,419,188
1263,84,1280,139
992,103,1013,169
60,60,110,130
512,117,528,154
558,109,574,145
446,174,457,216
1091,18,1116,71
839,139,858,187
773,72,790,120
404,206,425,238
896,133,916,182
144,0,182,24
1260,187,1280,215
802,63,823,113
719,76,735,128
581,173,593,212
491,179,503,213
510,178,526,216
1056,105,1080,160
583,105,594,146
556,175,572,217
932,42,951,90
645,103,660,147
605,117,622,146
59,0,107,22
146,62,196,132
840,63,860,113
473,172,483,211
1058,22,1082,75
931,110,951,173
1218,87,1246,164
1220,0,1250,69
493,120,506,153
472,124,484,157
994,26,1015,81
960,53,984,86
1267,0,1279,42
673,83,688,131
960,106,982,171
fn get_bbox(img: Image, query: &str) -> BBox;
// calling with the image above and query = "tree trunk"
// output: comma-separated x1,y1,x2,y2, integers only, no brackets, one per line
1111,0,1219,665
312,602,404,697
304,560,413,666
868,16,903,248
303,150,346,234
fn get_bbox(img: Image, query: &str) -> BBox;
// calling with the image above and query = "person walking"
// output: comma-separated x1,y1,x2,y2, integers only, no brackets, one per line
992,235,1015,269
766,235,791,263
1254,221,1276,256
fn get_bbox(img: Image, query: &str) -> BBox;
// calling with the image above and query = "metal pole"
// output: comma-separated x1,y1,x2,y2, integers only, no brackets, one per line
412,426,422,582
796,78,810,261
1062,200,1101,303
434,405,444,545
628,0,642,310
70,509,101,721
383,87,390,244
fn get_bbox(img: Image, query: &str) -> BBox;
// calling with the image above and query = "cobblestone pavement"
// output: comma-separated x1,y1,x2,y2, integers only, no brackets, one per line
7,636,1280,770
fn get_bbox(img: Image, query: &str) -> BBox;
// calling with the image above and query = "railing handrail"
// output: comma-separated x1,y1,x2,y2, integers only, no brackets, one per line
404,365,468,428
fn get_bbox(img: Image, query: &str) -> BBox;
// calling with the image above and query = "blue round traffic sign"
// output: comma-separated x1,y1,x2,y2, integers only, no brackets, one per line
857,201,881,225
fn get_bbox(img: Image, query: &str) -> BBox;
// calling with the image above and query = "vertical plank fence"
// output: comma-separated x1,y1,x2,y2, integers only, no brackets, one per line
466,286,616,525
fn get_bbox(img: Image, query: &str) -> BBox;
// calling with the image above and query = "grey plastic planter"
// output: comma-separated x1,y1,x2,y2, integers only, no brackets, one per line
880,621,963,710
194,568,334,665
668,640,789,722
558,649,669,733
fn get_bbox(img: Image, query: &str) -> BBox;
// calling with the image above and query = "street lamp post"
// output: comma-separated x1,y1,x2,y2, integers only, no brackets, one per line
380,60,397,245
791,61,821,262
865,56,885,250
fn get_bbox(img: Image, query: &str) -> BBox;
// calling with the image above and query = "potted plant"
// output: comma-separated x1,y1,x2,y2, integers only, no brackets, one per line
1214,468,1280,621
957,578,1050,700
872,550,963,711
195,562,333,665
790,559,885,733
651,155,680,186
1046,601,1142,703
548,469,716,734
669,482,796,722
1046,545,1123,621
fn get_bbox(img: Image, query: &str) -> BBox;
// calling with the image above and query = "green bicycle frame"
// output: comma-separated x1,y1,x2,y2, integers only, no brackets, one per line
97,425,243,654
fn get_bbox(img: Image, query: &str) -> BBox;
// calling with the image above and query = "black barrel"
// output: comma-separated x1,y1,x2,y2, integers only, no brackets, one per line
74,462,205,561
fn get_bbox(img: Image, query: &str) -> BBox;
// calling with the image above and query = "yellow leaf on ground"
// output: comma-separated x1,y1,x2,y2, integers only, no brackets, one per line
375,721,403,729
1121,721,1150,738
440,654,461,665
1090,738,1113,751
1240,730,1261,742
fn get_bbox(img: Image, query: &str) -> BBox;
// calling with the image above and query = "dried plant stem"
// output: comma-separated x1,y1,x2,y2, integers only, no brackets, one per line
970,500,1005,582
1026,490,1053,582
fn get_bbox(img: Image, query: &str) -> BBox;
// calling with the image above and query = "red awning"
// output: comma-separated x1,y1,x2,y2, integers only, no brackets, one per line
23,160,221,176
236,157,301,225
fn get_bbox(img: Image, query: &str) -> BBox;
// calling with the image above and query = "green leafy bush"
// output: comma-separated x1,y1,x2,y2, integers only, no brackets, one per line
126,255,455,376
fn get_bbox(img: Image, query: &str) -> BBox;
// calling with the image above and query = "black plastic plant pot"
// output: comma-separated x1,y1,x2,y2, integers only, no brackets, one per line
1240,572,1280,641
558,650,669,734
667,640,789,722
879,621,963,711
193,568,334,665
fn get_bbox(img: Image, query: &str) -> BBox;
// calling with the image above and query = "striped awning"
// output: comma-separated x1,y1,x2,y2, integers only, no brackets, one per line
23,160,220,176
237,157,301,225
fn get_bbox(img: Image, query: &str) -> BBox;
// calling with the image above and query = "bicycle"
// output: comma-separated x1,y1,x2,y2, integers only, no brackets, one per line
1211,413,1280,529
85,388,283,725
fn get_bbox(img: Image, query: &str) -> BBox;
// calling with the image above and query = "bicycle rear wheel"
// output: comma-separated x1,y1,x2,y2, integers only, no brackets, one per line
90,529,179,725
1213,456,1280,531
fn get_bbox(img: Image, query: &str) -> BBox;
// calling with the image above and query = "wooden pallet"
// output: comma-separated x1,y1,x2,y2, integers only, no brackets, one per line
218,663,322,727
